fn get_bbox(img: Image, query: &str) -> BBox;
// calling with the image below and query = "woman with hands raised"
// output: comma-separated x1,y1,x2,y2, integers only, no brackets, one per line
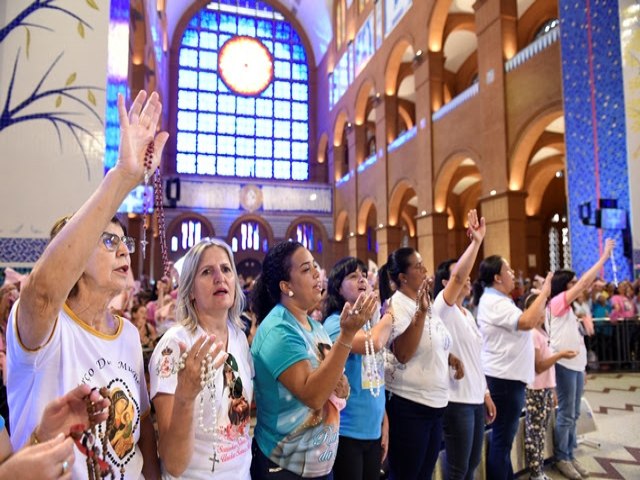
473,249,553,480
434,209,496,480
549,238,615,480
250,241,372,480
322,257,393,480
7,90,167,479
150,238,253,479
379,247,456,480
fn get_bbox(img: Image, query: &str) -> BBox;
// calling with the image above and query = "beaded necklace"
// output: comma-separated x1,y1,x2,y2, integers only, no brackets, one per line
178,350,219,472
141,141,170,278
362,315,382,397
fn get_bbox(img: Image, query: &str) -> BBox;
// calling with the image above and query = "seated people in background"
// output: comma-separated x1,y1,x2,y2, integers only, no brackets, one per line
6,90,167,479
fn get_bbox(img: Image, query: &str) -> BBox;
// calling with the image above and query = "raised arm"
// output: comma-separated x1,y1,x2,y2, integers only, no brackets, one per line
565,239,614,305
279,292,376,410
517,272,552,331
17,91,169,349
442,210,485,306
392,278,431,364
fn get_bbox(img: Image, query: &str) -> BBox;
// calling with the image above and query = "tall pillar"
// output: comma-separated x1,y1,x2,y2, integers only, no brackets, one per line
559,0,632,279
377,225,403,266
348,234,369,263
480,192,527,273
416,213,449,274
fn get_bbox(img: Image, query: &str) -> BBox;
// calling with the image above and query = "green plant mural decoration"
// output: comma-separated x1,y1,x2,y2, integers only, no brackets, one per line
0,0,105,178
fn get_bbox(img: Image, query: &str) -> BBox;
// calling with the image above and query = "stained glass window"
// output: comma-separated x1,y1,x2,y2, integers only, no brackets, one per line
176,0,309,180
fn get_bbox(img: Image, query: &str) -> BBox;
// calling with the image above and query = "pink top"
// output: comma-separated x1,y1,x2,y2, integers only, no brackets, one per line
529,328,556,390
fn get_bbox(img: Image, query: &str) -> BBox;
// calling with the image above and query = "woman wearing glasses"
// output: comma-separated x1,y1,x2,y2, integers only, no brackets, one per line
6,90,168,479
149,238,253,479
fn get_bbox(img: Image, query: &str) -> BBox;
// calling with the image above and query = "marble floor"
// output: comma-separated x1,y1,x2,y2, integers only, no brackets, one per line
533,372,640,480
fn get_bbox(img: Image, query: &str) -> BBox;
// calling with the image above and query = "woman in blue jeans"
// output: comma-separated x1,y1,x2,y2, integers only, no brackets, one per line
435,210,496,480
549,239,614,480
380,247,463,480
473,256,552,480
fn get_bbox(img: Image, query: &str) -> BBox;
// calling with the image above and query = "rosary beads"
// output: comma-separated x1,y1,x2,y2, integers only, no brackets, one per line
363,318,382,397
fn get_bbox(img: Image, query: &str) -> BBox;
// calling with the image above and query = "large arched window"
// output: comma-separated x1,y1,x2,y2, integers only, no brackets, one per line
176,1,310,180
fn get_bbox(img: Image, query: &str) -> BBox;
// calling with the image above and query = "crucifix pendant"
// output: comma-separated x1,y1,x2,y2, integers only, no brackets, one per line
209,451,217,472
140,230,148,259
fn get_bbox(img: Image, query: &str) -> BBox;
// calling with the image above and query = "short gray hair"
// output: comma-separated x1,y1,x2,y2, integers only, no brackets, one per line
177,238,245,332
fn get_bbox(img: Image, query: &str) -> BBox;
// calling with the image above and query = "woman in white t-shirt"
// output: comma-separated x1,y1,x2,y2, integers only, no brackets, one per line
7,91,166,479
434,210,496,480
548,239,614,480
150,238,253,479
473,256,552,480
379,247,463,480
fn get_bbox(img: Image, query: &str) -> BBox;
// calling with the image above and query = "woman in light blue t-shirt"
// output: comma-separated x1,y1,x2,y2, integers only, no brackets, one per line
250,241,376,480
322,257,393,480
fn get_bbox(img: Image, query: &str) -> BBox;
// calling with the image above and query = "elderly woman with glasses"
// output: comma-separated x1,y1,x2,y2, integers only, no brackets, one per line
6,90,168,479
149,238,253,479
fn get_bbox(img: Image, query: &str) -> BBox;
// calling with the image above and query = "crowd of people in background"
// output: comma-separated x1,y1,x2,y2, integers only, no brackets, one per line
0,91,639,479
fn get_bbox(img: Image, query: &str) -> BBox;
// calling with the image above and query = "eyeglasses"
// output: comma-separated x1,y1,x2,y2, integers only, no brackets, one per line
101,232,136,254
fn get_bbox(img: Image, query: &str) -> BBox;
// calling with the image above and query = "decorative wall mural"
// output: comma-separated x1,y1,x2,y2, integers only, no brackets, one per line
0,0,104,179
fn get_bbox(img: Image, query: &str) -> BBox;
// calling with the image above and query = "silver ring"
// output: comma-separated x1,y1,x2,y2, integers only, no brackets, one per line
354,309,360,315
61,460,69,475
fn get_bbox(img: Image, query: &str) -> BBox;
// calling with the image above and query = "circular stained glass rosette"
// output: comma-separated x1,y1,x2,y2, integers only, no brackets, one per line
218,36,274,96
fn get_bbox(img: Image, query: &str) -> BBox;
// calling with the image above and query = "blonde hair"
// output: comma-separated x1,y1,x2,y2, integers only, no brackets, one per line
177,238,245,332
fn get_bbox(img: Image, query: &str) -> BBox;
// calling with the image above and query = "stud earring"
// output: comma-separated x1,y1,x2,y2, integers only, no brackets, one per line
288,291,294,298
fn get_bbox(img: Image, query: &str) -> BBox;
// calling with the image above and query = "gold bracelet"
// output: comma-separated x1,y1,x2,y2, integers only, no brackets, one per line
336,340,352,350
29,427,41,446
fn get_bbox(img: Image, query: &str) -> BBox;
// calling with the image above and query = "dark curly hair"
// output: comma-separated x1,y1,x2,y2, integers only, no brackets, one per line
322,257,368,319
379,247,416,304
251,240,304,323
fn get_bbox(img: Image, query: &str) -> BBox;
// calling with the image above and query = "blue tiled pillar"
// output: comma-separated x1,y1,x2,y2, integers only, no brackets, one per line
559,0,632,280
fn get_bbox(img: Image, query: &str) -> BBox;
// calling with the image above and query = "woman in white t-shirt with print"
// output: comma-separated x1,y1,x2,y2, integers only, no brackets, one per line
150,238,253,479
380,247,463,480
433,210,497,480
473,256,552,480
548,239,614,480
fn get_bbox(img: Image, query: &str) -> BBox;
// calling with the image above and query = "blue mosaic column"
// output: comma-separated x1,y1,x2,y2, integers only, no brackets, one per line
559,0,632,280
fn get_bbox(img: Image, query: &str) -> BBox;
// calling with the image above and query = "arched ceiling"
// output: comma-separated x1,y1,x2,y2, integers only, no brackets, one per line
166,0,333,66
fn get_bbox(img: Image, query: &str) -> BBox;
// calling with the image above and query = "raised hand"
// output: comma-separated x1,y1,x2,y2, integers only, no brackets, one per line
603,238,615,259
35,384,111,443
540,271,553,298
466,209,486,243
175,334,226,402
339,291,377,337
116,91,169,186
416,277,433,314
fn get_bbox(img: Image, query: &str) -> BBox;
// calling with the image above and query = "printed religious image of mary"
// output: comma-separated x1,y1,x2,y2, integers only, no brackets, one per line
222,353,250,436
108,389,136,459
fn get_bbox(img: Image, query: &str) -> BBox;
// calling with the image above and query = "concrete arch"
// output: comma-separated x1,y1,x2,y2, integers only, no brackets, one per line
509,103,563,191
227,214,274,246
333,109,350,147
335,210,349,241
388,179,417,226
317,133,329,164
400,210,416,237
433,149,481,213
428,0,454,51
384,37,416,96
354,78,377,126
285,215,329,243
357,197,378,235
525,155,565,216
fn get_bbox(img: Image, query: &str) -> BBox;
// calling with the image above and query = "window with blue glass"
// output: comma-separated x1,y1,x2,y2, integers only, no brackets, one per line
176,0,310,180
292,223,322,252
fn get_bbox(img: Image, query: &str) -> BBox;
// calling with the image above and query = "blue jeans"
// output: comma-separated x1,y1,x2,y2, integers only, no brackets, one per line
485,376,526,480
386,393,445,480
554,364,584,461
443,402,485,480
